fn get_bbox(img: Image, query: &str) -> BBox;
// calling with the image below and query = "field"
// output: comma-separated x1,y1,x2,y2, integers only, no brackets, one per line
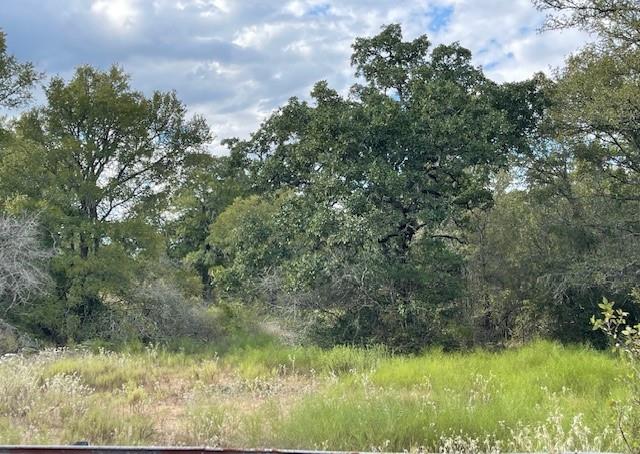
0,340,627,453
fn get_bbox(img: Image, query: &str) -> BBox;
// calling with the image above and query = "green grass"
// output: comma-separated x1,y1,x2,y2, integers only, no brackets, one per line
224,343,388,378
269,342,623,451
0,340,628,452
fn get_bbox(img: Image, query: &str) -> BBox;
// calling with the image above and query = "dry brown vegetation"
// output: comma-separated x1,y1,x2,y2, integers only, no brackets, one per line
0,342,627,452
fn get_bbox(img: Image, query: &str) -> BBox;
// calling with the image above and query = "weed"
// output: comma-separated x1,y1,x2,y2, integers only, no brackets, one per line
0,340,627,451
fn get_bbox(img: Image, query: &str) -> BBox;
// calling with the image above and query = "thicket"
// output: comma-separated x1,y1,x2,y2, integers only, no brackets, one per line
0,0,639,353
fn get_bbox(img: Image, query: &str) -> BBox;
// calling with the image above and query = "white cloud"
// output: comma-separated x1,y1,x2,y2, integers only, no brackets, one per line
91,0,139,30
284,1,307,17
1,0,591,153
434,0,590,82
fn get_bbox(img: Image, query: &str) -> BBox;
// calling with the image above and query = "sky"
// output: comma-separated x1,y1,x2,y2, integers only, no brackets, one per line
0,0,590,152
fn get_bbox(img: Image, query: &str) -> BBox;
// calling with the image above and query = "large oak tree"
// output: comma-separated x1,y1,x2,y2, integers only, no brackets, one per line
215,25,545,350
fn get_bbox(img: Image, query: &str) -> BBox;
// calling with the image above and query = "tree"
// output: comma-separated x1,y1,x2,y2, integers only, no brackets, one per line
534,0,640,203
527,0,640,309
165,152,250,299
0,31,49,329
12,65,210,259
217,25,545,350
0,28,40,206
0,30,40,109
0,65,211,341
465,168,621,346
534,0,640,48
351,23,430,100
208,194,290,297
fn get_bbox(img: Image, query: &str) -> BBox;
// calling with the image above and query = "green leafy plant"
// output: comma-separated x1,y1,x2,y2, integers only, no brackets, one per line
592,294,640,452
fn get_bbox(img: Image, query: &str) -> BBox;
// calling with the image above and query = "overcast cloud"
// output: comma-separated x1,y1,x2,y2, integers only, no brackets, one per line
0,0,590,151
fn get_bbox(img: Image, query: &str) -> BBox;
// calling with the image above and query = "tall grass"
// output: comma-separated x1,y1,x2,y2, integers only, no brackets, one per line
224,343,388,378
269,342,622,451
0,340,627,452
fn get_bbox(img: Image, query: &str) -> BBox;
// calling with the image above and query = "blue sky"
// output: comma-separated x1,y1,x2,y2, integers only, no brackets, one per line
0,0,589,151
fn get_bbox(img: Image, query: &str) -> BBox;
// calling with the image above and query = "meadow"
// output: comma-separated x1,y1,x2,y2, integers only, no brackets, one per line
0,339,627,453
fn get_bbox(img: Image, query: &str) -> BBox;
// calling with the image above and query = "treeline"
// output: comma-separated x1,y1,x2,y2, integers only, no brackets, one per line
0,0,638,351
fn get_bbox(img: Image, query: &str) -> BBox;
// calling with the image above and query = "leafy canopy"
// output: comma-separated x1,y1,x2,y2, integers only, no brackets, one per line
215,24,545,349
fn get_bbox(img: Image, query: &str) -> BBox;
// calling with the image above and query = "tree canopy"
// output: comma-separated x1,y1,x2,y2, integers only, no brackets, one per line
0,31,39,109
0,4,639,351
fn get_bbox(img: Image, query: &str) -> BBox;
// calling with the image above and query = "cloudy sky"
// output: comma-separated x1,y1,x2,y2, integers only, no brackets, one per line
1,0,590,151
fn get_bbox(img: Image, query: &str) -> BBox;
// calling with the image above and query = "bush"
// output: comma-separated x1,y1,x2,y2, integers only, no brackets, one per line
0,215,52,310
99,279,220,344
131,281,209,339
0,320,21,354
592,293,640,452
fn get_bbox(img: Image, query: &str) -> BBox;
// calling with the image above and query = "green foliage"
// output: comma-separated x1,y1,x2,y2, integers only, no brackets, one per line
208,194,290,294
459,0,640,348
464,178,630,345
0,30,40,109
351,23,430,98
540,2,640,297
0,9,638,451
214,25,545,351
0,64,211,342
165,153,250,298
0,7,638,365
592,295,640,452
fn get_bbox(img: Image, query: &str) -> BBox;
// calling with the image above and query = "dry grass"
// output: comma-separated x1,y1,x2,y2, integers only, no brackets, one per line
0,341,628,452
0,346,323,446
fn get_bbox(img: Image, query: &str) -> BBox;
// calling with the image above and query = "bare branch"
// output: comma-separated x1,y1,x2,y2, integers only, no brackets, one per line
0,215,52,310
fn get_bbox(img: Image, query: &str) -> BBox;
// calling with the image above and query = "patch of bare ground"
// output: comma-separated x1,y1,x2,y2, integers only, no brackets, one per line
144,366,320,445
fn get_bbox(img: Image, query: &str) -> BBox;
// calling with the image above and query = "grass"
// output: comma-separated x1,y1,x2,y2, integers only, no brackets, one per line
0,340,628,452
